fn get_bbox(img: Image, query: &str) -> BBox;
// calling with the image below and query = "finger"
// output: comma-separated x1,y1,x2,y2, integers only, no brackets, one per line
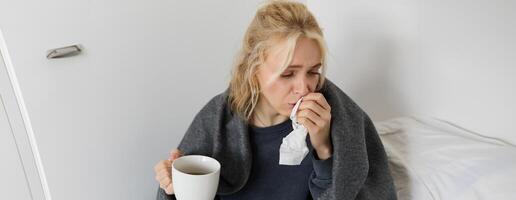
165,182,174,194
303,93,331,111
160,179,171,191
159,175,171,186
298,109,325,128
156,164,171,177
156,171,169,183
157,168,171,178
155,174,167,186
154,160,170,172
170,149,181,157
158,175,170,186
170,154,181,162
298,116,317,133
154,160,165,171
298,100,327,119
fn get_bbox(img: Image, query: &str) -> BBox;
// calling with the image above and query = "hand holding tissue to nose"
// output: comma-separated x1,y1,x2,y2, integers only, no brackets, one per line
279,93,333,165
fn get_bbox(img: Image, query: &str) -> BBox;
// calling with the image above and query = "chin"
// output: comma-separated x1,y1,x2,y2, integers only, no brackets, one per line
273,104,293,116
280,107,292,116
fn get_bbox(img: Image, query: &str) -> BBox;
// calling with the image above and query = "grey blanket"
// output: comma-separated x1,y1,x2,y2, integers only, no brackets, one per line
158,79,397,200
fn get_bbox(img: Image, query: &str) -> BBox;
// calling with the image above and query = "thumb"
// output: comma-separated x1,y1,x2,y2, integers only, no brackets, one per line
168,149,183,161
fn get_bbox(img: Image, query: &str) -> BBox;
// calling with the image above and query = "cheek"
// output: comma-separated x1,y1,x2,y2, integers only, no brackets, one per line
309,76,320,91
269,82,290,95
263,82,291,111
274,84,295,114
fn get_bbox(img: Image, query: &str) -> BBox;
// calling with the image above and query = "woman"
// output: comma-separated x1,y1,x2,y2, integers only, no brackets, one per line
154,1,396,199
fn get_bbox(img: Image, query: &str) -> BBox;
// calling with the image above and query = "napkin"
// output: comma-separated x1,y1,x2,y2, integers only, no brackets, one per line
279,97,309,165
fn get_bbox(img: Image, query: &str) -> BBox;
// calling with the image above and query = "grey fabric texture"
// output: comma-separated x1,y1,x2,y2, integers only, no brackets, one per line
157,79,397,200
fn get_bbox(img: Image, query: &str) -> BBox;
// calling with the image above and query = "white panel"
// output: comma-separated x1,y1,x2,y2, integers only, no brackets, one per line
308,0,516,144
0,54,32,200
1,30,49,200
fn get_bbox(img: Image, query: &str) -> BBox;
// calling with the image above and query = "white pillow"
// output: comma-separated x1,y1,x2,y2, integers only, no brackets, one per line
375,116,516,200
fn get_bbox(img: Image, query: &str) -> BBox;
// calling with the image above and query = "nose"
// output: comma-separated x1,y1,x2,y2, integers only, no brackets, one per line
293,76,311,97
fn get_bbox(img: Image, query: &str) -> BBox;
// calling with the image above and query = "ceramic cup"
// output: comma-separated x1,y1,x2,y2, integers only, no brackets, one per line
171,155,221,200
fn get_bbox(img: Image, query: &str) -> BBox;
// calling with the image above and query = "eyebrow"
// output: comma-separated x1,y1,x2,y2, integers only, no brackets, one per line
287,63,322,70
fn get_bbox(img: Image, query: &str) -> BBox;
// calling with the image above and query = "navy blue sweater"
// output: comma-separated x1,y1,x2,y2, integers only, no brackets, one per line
219,119,333,200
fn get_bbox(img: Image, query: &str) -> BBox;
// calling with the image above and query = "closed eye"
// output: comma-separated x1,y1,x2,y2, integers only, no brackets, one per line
280,72,294,78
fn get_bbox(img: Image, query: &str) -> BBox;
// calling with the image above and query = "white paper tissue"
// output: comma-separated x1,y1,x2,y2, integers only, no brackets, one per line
279,97,309,165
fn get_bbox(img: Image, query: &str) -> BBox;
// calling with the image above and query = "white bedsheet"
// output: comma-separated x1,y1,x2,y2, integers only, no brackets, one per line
374,116,516,200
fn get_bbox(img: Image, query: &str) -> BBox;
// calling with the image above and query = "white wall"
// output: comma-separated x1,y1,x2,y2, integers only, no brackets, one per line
0,0,263,199
308,0,516,144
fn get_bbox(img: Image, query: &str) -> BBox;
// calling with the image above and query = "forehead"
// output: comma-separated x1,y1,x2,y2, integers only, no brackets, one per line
289,37,322,67
265,37,322,72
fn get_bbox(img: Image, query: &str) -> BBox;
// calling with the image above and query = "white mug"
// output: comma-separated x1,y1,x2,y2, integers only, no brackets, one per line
172,155,221,200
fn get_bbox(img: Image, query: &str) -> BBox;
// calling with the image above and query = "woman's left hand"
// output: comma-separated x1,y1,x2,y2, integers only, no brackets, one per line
296,93,333,160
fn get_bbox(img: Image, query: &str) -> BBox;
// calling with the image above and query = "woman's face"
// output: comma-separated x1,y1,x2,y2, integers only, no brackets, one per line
256,37,322,117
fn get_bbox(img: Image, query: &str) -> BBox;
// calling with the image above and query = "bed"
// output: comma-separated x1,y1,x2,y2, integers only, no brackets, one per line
375,116,516,200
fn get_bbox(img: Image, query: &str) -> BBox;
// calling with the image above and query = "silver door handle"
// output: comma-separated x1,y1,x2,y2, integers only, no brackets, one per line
46,44,82,59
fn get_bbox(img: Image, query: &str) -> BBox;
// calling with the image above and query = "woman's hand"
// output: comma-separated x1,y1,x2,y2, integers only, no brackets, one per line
154,149,183,195
296,93,333,160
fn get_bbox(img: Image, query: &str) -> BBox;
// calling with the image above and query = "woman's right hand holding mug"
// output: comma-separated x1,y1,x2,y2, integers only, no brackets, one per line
154,149,183,195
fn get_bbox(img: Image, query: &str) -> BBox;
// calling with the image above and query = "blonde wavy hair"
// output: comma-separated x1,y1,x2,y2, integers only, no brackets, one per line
228,0,327,121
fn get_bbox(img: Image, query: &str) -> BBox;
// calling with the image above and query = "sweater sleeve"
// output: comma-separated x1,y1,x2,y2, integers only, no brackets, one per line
156,187,176,200
156,187,222,200
309,151,333,199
